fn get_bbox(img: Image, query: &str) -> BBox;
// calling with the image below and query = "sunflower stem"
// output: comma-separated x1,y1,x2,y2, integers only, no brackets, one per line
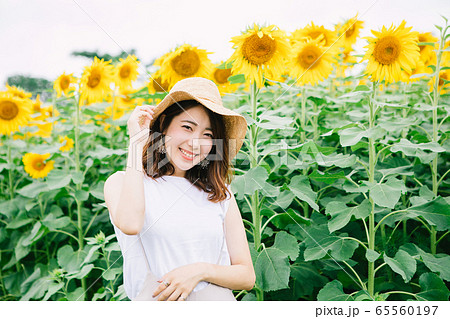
429,20,447,255
73,94,86,293
7,140,14,200
367,81,378,299
250,80,263,301
300,86,307,142
110,87,116,149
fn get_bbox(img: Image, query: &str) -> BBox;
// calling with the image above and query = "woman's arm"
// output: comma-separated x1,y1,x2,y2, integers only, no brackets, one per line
200,192,256,291
103,141,146,235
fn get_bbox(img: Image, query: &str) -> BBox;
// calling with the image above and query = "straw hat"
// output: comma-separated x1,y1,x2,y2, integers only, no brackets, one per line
150,77,248,162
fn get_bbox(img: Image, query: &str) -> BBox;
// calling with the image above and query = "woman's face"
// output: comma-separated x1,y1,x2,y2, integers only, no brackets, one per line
163,105,214,177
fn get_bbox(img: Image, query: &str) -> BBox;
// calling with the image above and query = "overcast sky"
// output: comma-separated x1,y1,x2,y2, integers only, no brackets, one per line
1,0,449,91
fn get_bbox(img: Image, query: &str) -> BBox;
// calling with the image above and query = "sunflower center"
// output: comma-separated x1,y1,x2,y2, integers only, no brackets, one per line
33,159,46,171
87,69,102,88
298,44,322,69
373,36,401,65
242,33,277,65
346,25,355,38
120,66,131,78
170,50,201,76
439,72,448,86
152,77,169,92
214,68,232,84
61,76,70,90
0,101,19,120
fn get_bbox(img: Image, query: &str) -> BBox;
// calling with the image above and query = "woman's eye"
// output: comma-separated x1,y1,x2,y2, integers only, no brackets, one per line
182,125,192,130
205,133,213,138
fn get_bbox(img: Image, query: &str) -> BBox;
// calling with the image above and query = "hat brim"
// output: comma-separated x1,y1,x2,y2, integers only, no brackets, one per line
150,90,248,163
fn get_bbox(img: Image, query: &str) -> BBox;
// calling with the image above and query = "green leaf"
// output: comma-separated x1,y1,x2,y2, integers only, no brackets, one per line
87,144,127,159
227,74,246,84
255,248,290,292
273,190,295,209
310,169,346,185
42,282,64,301
72,264,95,280
42,213,71,231
102,267,123,281
57,245,85,273
74,189,89,201
314,153,357,168
304,236,359,261
317,280,355,301
270,208,311,230
338,126,368,147
391,139,445,163
71,171,84,184
288,175,319,211
67,287,85,301
22,222,45,246
369,177,406,209
90,182,105,200
46,169,71,190
416,273,450,301
232,166,268,200
326,199,371,233
273,231,299,261
414,246,450,281
17,181,50,198
384,250,416,283
366,249,380,262
291,263,328,296
217,61,233,69
406,197,450,231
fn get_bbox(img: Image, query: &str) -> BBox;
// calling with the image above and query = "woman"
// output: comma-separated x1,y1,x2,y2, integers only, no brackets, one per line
104,77,255,301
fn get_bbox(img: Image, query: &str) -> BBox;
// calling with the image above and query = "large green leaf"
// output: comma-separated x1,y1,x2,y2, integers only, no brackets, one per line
288,175,319,211
255,248,290,292
369,177,406,209
304,235,359,261
384,250,416,283
291,263,328,297
325,199,371,233
273,231,299,261
17,181,50,198
232,166,268,200
317,280,355,301
314,153,357,168
391,139,445,164
338,126,368,147
310,169,346,185
46,169,72,190
416,273,450,301
405,197,450,231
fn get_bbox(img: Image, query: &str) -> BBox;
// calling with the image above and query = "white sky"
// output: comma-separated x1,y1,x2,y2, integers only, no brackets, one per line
1,0,449,90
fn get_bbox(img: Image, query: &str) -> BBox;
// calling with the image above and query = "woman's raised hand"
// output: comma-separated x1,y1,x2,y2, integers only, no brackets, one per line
127,105,156,142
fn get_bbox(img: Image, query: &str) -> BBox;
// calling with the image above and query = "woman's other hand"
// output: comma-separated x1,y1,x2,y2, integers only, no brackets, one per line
152,263,207,301
127,104,156,141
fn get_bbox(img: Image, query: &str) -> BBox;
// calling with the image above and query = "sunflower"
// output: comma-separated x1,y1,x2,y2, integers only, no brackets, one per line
291,22,339,48
428,68,450,94
5,85,32,99
79,56,114,106
287,35,335,86
114,55,139,90
335,14,364,50
147,70,171,94
402,59,428,83
228,23,290,88
54,72,77,98
417,32,438,66
32,94,42,113
58,136,74,152
22,153,54,179
159,44,214,89
362,20,420,84
0,92,32,135
211,62,241,95
114,87,144,112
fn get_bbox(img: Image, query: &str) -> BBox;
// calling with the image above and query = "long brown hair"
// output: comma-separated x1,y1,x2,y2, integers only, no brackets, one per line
142,99,233,203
